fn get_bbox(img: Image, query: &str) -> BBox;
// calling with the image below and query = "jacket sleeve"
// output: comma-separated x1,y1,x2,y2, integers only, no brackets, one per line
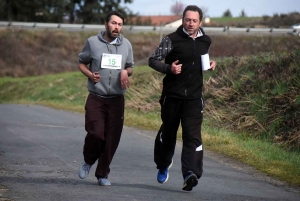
148,36,172,74
125,40,134,68
78,40,92,65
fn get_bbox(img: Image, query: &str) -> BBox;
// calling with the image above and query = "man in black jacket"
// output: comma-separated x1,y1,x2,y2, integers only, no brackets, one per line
148,5,216,191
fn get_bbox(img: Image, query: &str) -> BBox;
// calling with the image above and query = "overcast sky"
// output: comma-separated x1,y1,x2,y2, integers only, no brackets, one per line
122,0,300,17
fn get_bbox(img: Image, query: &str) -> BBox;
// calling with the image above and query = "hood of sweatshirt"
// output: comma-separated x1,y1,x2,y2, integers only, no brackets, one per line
97,31,124,46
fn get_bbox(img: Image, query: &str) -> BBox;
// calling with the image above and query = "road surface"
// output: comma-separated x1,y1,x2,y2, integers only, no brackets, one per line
0,104,299,201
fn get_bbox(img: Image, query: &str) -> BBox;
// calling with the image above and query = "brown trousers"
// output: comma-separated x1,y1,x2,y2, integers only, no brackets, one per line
83,94,124,179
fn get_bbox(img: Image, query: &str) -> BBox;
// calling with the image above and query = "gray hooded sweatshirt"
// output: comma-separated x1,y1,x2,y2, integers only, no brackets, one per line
78,31,134,97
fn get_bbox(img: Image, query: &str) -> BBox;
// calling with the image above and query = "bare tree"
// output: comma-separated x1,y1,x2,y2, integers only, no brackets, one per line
201,6,208,18
170,1,185,15
239,9,247,17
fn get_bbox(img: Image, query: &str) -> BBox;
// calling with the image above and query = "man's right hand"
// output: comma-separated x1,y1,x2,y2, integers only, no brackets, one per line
92,72,100,83
171,60,182,74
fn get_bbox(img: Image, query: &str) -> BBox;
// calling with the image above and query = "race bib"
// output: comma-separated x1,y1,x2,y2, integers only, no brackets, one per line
101,53,122,69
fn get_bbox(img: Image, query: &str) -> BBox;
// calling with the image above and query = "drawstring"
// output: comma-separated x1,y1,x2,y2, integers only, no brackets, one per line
106,44,118,54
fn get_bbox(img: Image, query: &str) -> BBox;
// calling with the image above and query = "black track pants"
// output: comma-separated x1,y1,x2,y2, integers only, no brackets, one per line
154,95,204,179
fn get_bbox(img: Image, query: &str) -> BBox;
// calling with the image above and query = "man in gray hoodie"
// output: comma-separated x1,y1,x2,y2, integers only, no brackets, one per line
77,10,134,186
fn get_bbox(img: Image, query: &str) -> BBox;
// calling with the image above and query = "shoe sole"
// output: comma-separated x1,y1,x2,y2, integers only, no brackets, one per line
160,174,169,184
98,183,111,186
182,174,198,191
78,169,89,179
78,173,87,179
98,179,111,186
78,170,89,179
158,160,173,184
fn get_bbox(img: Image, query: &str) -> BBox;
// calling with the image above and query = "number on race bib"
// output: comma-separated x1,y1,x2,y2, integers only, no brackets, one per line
101,53,122,69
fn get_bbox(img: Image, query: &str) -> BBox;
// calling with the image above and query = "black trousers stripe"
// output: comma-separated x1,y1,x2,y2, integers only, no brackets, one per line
154,95,204,179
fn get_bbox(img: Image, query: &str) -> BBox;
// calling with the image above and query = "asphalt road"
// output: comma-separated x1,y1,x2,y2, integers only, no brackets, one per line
0,104,299,201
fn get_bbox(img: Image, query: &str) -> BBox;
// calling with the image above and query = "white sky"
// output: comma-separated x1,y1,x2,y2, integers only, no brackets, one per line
122,0,300,17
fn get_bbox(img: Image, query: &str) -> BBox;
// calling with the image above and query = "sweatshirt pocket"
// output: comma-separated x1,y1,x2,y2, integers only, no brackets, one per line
93,69,124,95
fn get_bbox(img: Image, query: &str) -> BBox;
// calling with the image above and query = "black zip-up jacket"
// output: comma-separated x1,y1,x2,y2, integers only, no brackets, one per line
148,25,211,99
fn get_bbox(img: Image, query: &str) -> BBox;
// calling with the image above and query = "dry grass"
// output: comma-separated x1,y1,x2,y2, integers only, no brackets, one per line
203,51,300,149
126,74,162,112
1,28,300,77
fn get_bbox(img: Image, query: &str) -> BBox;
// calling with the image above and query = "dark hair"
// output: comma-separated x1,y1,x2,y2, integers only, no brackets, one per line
105,11,125,23
182,5,203,21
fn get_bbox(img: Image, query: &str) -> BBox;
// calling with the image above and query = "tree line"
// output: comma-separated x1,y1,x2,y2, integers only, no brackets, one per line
1,0,299,27
0,0,135,24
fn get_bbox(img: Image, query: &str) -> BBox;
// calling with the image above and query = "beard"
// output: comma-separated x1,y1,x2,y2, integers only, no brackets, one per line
106,26,119,41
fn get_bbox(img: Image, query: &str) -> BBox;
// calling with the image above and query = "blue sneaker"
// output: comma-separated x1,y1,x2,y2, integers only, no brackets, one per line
157,160,173,184
182,172,198,191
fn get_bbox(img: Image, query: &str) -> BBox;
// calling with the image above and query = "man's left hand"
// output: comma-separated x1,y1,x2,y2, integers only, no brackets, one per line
209,60,217,71
120,70,130,89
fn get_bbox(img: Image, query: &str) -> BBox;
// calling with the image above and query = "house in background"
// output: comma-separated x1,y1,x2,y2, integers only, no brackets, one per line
129,15,181,26
128,15,211,28
164,18,182,27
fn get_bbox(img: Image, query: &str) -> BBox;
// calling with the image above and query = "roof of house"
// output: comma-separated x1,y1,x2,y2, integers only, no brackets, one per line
130,15,182,26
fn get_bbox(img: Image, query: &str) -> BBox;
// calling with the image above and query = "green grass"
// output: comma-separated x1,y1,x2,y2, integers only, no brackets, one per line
0,72,88,113
202,124,300,185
